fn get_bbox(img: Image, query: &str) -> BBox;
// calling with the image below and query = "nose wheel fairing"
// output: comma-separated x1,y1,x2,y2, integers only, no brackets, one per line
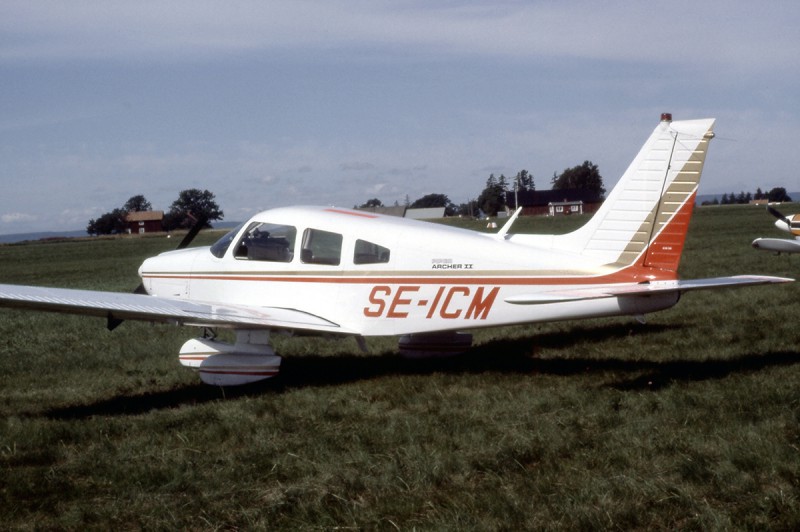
179,330,281,386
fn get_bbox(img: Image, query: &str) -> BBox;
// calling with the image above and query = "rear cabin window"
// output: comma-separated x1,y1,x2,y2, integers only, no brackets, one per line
300,228,342,265
354,239,390,264
234,222,296,262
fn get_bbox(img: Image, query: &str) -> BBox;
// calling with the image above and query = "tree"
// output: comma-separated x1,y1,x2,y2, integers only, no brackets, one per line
409,193,455,216
736,191,747,204
454,201,474,217
552,160,606,197
123,195,152,213
86,208,127,236
476,174,506,216
768,187,792,203
164,189,224,231
514,170,535,192
358,198,383,208
86,194,155,235
497,174,509,194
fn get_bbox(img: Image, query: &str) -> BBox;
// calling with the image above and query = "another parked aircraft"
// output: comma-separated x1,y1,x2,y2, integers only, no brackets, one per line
752,206,800,253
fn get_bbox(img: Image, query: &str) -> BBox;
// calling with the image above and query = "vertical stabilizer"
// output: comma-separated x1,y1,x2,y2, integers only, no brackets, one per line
553,115,715,273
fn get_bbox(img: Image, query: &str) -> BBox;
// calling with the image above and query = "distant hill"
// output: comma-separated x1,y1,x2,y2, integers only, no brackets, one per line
0,230,87,244
696,192,800,205
0,221,242,245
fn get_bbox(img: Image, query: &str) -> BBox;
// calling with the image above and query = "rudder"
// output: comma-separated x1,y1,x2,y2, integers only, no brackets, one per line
638,115,715,272
553,114,716,273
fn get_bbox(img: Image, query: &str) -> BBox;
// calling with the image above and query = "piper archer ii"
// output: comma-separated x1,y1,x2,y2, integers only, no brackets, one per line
0,114,793,385
752,205,800,253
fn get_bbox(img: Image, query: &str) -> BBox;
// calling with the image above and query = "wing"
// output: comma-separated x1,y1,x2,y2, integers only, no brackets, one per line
0,283,344,333
752,238,800,254
505,275,793,305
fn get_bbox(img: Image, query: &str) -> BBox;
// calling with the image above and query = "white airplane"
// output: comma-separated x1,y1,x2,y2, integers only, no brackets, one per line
0,115,792,385
751,205,800,253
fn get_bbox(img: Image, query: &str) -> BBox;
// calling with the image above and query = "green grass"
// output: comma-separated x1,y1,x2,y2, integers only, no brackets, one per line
1,206,800,529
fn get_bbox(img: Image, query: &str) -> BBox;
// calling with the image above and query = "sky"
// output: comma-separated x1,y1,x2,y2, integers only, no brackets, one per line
1,1,799,234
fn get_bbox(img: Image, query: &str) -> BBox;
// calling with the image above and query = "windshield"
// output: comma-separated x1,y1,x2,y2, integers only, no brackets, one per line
209,223,245,258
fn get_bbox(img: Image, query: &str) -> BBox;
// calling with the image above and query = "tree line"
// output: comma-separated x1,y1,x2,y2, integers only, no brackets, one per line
700,187,791,206
358,160,606,217
87,189,224,235
89,175,792,237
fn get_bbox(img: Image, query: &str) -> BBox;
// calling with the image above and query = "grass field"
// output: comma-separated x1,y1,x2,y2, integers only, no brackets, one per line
1,204,799,529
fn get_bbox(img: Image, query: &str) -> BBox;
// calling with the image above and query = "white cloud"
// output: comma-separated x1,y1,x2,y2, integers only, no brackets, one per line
340,161,375,172
1,0,798,73
1,212,37,224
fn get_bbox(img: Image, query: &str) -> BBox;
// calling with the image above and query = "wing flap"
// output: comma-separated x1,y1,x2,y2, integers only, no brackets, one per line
0,284,343,332
505,275,793,305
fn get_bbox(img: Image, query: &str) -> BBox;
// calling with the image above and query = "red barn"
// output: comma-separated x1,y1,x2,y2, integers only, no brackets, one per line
125,211,164,234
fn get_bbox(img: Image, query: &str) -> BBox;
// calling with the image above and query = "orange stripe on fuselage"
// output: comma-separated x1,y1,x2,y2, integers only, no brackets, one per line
141,263,676,287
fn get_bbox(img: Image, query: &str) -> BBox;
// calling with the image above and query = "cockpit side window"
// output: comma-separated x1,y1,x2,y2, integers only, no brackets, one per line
300,228,342,266
234,222,296,262
354,239,390,264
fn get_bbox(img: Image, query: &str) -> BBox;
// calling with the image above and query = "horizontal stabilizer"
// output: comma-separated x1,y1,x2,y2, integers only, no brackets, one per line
504,275,793,305
0,284,343,332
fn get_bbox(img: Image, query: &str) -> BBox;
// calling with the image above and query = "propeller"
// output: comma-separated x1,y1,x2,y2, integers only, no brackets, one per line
176,212,209,250
108,213,209,330
767,205,791,226
766,204,800,234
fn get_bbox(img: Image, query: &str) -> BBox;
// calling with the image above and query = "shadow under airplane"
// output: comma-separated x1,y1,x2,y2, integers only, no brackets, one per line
38,322,800,420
